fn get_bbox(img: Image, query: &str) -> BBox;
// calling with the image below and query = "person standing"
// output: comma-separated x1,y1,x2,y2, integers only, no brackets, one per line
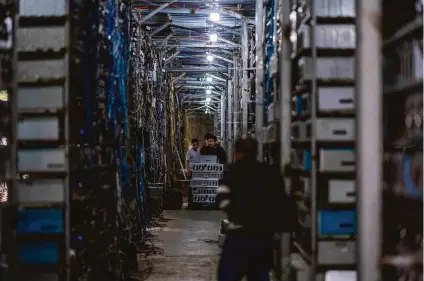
200,133,212,155
216,137,296,281
185,138,201,177
205,135,227,164
185,139,201,209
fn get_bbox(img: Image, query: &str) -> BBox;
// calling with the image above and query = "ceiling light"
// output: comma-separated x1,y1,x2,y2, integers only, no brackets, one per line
206,89,212,94
206,55,214,62
206,97,211,103
209,13,220,22
209,33,218,42
206,77,212,82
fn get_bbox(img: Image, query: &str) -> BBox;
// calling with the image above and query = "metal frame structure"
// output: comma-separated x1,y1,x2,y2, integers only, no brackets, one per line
357,0,382,280
7,1,71,280
133,0,256,147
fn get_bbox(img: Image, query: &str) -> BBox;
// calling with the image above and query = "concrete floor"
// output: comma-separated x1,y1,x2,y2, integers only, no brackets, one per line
137,209,224,281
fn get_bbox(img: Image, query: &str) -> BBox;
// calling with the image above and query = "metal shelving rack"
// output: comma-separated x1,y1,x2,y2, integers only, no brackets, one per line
378,0,423,280
287,0,357,280
6,1,71,280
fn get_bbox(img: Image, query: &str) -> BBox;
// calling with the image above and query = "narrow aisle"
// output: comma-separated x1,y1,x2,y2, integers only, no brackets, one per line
138,210,224,281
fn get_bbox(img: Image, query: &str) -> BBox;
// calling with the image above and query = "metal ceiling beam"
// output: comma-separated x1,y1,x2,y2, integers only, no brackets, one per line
172,72,186,83
164,50,180,64
139,0,178,24
161,32,174,47
206,20,241,36
163,44,236,48
215,7,255,25
218,37,241,47
151,21,171,36
167,68,228,72
182,97,221,102
210,53,234,64
209,74,227,82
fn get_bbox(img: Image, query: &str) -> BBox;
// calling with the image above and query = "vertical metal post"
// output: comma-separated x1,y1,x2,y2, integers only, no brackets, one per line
255,0,265,161
357,0,382,280
279,0,292,279
227,78,233,163
310,0,318,279
241,20,249,136
221,92,226,145
9,4,17,205
233,56,239,141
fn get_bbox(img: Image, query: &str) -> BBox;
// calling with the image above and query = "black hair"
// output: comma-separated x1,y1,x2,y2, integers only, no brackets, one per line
191,138,199,144
208,135,217,141
204,133,212,140
235,137,258,160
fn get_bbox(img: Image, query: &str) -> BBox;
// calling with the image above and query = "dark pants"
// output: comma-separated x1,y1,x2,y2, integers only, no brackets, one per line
218,232,273,281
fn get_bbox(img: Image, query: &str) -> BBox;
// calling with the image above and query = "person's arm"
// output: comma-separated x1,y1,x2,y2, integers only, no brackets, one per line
216,169,232,212
185,150,191,175
219,147,227,164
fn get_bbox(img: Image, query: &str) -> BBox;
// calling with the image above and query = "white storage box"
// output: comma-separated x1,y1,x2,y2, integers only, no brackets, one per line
18,179,65,203
325,271,357,281
298,24,356,50
319,149,355,172
18,117,60,140
299,57,355,81
313,0,355,17
18,148,66,172
328,180,356,203
317,241,355,265
318,87,355,113
189,179,219,188
314,118,355,141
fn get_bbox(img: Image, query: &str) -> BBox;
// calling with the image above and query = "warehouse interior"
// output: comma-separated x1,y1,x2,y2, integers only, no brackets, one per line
0,0,422,281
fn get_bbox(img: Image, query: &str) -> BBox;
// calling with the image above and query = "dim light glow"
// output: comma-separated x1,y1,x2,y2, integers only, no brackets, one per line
206,89,212,94
206,97,211,102
209,33,218,42
206,55,214,61
209,13,220,22
206,76,213,82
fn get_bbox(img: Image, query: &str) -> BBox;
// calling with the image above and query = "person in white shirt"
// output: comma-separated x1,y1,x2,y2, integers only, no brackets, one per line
185,138,200,177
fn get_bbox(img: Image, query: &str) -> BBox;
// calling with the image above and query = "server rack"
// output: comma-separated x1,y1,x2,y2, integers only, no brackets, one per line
378,0,423,280
289,0,357,280
7,1,72,281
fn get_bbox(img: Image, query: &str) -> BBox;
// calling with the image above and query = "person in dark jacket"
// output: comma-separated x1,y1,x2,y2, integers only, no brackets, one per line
200,133,212,155
216,137,296,281
203,134,227,164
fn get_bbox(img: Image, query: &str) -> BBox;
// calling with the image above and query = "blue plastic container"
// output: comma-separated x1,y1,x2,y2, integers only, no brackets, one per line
18,241,59,264
304,151,312,171
318,210,356,236
17,209,64,234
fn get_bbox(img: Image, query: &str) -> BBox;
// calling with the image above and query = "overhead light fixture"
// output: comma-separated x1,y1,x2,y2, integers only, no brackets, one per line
209,13,220,22
206,89,212,94
209,33,218,42
206,76,212,82
206,55,214,62
206,97,211,103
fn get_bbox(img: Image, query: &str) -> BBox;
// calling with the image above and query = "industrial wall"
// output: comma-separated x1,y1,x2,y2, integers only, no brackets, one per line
185,113,214,147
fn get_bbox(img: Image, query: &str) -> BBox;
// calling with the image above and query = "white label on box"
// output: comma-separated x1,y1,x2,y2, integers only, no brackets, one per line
193,194,216,203
191,173,221,179
190,163,223,173
192,187,217,195
190,180,219,187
